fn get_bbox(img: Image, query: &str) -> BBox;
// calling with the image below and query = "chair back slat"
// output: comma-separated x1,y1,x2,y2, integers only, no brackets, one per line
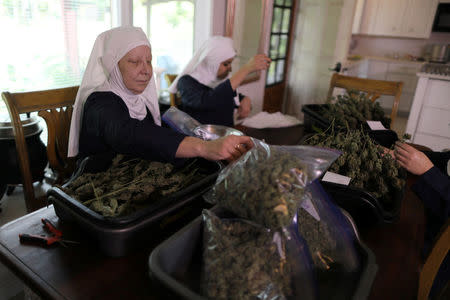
327,73,403,128
2,86,79,211
3,87,78,114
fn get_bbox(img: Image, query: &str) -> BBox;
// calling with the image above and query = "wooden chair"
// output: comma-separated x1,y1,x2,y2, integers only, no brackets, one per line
327,73,404,128
164,73,181,107
418,219,450,300
2,86,79,212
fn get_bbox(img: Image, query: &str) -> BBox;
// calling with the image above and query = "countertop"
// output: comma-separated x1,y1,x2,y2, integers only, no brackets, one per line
344,55,425,69
416,72,450,81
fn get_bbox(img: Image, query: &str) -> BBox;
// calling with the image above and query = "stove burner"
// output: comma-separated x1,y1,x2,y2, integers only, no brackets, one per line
420,63,450,76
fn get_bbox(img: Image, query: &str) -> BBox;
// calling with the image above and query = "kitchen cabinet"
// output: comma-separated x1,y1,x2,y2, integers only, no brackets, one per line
406,77,450,151
354,0,438,38
402,0,439,38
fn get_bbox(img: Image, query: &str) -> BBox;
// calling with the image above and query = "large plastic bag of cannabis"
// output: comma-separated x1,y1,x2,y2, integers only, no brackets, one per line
296,179,361,293
202,209,317,300
161,106,201,136
203,139,341,229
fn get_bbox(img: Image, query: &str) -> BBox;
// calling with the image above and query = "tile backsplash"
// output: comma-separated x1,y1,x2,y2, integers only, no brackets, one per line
350,32,450,59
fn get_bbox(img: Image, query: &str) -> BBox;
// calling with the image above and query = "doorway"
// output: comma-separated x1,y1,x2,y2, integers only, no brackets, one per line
282,0,357,121
263,0,297,113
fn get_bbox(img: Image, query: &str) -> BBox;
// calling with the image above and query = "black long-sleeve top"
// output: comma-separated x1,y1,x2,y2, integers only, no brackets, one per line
78,91,186,163
177,75,243,127
412,151,450,255
411,151,450,299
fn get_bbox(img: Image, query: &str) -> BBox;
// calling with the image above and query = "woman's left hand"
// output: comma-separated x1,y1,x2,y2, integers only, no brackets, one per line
394,142,433,175
238,97,252,119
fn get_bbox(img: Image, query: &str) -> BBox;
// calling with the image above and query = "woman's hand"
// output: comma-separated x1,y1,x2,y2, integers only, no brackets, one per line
176,135,254,162
237,97,252,119
202,135,254,162
229,54,271,90
394,142,433,175
244,54,271,73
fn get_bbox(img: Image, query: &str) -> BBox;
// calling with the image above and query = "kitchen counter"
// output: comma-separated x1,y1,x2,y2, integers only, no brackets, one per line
343,55,424,71
415,72,450,81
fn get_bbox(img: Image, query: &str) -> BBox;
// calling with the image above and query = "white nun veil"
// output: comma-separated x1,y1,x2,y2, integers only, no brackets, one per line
168,36,236,93
68,26,161,157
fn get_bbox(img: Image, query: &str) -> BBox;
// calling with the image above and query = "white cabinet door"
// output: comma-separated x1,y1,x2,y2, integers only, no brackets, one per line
386,72,418,94
367,60,388,80
359,0,379,34
371,0,408,36
357,0,437,38
365,60,420,114
352,0,365,34
401,0,438,38
417,107,450,138
425,79,450,110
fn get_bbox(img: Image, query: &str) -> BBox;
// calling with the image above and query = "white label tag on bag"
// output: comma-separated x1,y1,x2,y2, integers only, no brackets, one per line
301,197,320,221
366,120,386,130
322,171,351,186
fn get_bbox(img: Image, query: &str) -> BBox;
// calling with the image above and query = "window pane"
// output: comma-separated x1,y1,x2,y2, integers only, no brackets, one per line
270,35,280,59
279,35,288,58
133,1,194,94
271,7,282,32
0,1,112,113
275,0,285,5
285,0,293,6
276,60,285,82
281,9,291,33
267,61,276,85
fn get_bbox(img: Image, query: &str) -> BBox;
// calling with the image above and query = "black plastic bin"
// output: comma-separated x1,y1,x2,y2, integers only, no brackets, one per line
320,181,404,227
47,156,222,257
301,104,398,148
298,132,404,227
148,206,378,300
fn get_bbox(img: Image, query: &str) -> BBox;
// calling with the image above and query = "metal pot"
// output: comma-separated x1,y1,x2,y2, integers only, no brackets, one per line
0,113,48,186
427,44,450,63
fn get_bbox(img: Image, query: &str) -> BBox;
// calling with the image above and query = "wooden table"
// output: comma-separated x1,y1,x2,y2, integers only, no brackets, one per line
0,126,426,300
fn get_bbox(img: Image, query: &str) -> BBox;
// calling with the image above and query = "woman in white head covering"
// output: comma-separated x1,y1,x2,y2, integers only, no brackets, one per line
68,27,253,163
168,36,271,127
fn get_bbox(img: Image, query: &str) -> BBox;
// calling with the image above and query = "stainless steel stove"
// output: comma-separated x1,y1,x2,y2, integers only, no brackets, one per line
419,62,450,76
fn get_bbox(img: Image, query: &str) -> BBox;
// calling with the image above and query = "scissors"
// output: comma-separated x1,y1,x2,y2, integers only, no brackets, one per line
19,218,79,247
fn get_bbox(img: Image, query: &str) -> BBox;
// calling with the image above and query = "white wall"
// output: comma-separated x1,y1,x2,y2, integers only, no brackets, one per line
234,0,273,115
208,0,272,115
194,0,212,52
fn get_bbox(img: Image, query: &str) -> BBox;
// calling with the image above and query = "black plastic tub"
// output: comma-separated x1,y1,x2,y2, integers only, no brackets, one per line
298,132,404,227
148,206,378,300
301,104,398,148
321,181,404,227
47,156,222,257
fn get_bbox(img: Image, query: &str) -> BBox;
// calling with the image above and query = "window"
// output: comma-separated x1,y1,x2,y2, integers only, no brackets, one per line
133,0,194,94
0,1,112,113
266,0,294,86
0,0,196,114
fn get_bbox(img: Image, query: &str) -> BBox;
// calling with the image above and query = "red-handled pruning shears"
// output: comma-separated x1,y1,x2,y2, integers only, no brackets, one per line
19,218,79,247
